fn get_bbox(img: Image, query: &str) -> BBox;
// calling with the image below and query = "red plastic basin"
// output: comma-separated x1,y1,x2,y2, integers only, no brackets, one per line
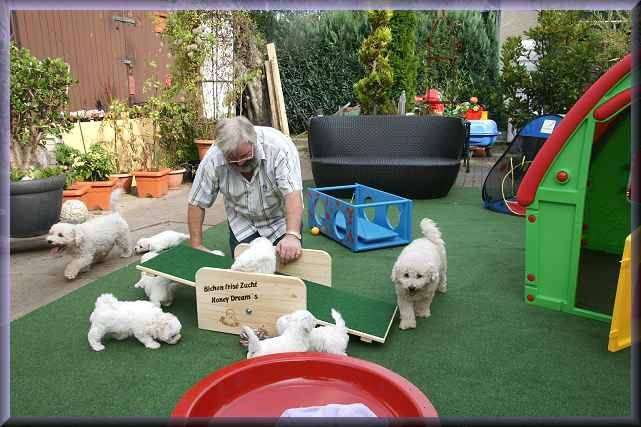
172,352,438,418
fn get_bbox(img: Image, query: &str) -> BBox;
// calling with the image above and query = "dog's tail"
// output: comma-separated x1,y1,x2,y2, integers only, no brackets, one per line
330,308,346,332
109,187,125,213
95,293,118,308
419,217,444,246
241,326,260,357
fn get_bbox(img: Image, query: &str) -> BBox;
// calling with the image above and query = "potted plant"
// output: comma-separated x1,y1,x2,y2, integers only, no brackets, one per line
9,42,77,238
158,99,198,189
73,144,118,210
131,94,170,198
101,99,137,193
55,143,91,205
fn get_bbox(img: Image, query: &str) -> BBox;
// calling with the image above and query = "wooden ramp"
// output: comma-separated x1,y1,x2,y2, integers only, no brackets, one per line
137,245,397,343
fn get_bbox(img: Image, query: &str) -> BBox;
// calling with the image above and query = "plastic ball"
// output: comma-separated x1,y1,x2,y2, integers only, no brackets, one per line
470,96,478,104
59,200,89,224
311,226,320,236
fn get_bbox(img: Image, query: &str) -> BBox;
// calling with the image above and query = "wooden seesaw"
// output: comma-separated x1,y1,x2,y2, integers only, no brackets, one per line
136,244,398,343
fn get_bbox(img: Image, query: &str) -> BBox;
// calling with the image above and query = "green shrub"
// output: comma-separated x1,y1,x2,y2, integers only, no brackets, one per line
500,10,631,129
354,10,396,115
9,166,64,182
72,145,116,182
388,11,418,112
10,42,77,171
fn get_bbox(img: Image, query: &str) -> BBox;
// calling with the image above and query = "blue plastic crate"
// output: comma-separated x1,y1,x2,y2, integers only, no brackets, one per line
469,119,498,147
306,183,412,252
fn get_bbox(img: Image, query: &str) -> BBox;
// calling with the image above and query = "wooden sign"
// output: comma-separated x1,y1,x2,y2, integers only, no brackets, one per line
234,245,332,287
195,268,306,336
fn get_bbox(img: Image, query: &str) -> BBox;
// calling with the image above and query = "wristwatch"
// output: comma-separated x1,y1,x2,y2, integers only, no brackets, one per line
284,230,302,240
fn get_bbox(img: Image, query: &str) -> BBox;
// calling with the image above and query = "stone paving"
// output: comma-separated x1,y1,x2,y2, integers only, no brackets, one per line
9,143,505,321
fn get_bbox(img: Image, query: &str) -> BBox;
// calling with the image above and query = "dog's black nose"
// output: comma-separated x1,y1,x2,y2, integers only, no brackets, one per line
47,240,52,244
408,286,416,292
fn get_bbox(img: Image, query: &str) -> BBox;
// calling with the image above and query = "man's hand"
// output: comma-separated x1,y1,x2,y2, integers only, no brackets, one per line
276,234,302,264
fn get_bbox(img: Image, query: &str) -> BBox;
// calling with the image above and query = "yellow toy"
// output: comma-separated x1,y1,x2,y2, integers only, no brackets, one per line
608,230,636,352
311,226,320,236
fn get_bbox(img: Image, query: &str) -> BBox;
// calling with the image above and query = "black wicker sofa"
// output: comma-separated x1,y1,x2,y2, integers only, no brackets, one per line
308,115,469,199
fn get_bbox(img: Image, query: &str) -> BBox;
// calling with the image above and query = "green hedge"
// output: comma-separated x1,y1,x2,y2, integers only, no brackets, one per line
255,11,501,134
255,11,367,134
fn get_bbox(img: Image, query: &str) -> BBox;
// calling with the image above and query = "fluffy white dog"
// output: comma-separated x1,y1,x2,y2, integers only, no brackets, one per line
134,230,189,254
391,218,447,330
278,308,349,355
134,251,177,307
231,236,277,274
243,309,316,358
47,189,132,280
88,293,182,351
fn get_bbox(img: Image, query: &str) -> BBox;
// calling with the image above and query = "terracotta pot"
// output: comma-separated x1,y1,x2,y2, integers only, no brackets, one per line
62,182,91,205
109,173,133,193
168,168,186,189
76,179,118,210
133,168,170,198
195,139,216,160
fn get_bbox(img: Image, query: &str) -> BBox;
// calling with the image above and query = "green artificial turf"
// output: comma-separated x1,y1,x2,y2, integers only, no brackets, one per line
10,186,630,417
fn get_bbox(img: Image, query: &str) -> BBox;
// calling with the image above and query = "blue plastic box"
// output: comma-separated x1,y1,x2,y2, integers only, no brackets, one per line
306,184,412,252
468,119,498,147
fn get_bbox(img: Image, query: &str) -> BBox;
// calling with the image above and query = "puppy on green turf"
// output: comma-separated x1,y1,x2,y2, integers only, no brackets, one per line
391,218,447,330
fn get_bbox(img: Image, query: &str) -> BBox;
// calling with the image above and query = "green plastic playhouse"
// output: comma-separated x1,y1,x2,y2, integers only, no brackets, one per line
516,54,632,322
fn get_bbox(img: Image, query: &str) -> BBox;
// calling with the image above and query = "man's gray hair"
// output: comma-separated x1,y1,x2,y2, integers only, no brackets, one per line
215,116,257,156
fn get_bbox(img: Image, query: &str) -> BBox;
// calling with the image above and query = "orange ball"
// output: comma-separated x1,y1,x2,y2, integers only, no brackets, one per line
470,96,478,104
311,227,320,236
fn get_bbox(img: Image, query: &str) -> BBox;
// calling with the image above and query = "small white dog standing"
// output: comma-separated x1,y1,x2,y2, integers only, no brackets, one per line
47,189,132,280
391,218,447,330
134,230,189,254
88,293,182,351
243,309,316,358
231,236,277,274
134,251,178,307
278,308,349,355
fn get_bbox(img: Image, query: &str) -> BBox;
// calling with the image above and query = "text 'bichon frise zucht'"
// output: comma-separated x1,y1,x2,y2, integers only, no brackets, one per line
47,189,132,280
391,218,447,330
88,293,182,351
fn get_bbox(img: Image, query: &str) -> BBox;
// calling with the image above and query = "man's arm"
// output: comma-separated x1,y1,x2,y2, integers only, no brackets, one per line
284,190,303,235
276,190,303,264
187,203,208,251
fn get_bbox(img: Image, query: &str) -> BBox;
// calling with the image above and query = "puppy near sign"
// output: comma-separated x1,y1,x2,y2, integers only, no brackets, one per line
195,268,307,337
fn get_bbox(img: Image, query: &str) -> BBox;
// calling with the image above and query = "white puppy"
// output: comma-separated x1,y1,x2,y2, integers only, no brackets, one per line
231,236,277,274
134,251,177,307
243,309,316,358
278,308,349,355
87,293,182,351
391,218,447,330
134,230,189,254
47,189,132,280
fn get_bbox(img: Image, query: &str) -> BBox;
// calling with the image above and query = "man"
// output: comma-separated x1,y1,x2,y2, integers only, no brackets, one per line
187,116,303,264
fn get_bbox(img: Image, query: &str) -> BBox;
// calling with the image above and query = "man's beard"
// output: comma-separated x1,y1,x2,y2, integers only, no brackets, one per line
235,157,259,173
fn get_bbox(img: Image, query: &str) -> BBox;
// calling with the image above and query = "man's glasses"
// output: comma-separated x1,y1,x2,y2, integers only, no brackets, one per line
226,145,254,164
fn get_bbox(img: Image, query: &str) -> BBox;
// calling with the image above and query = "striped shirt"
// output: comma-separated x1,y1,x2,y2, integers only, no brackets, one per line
188,126,303,243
